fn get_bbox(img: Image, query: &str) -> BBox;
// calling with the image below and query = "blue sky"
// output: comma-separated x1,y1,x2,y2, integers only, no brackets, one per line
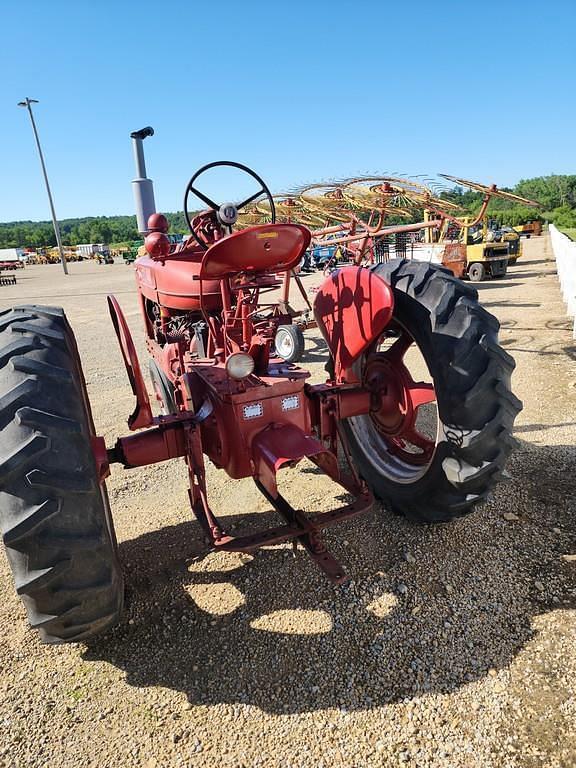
1,0,575,222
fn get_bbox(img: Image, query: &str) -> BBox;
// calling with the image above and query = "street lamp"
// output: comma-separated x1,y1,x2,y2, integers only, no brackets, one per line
18,97,68,275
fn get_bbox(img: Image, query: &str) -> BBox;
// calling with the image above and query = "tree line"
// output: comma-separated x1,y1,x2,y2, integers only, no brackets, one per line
440,174,576,228
1,174,575,249
0,212,190,250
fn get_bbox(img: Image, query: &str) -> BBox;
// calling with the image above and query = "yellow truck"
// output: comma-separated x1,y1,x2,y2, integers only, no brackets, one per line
428,217,515,281
465,220,523,279
422,175,539,280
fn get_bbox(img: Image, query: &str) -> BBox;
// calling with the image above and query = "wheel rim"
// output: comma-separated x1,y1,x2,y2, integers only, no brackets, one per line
276,329,295,359
347,323,438,483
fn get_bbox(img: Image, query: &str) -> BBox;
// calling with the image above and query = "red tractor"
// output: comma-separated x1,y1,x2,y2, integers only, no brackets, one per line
0,130,521,643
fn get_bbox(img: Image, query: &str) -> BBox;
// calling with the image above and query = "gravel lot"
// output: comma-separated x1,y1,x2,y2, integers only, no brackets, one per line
0,236,575,768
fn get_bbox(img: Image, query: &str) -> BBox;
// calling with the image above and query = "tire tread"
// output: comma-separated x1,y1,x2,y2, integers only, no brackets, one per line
0,306,123,643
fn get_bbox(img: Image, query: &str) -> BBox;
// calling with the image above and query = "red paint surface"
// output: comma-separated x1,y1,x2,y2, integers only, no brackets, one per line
313,266,394,378
200,224,310,279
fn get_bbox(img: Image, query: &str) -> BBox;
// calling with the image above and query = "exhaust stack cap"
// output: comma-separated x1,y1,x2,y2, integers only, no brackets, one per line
130,126,154,140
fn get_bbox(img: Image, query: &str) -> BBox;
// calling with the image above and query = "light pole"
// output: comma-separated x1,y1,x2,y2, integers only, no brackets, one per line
18,98,68,275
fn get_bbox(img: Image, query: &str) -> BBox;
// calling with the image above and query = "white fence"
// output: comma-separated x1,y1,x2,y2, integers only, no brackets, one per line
549,224,576,337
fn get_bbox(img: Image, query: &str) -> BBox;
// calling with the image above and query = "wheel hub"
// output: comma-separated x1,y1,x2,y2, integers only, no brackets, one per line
364,355,415,436
363,350,436,466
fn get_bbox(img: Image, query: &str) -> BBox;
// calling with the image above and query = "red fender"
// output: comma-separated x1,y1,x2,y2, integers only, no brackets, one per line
313,266,394,381
107,294,153,430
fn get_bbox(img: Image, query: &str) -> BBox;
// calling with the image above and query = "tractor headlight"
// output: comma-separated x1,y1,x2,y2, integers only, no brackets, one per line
225,353,255,380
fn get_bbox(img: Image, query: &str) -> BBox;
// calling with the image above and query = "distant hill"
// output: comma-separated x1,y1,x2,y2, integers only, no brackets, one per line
1,175,575,249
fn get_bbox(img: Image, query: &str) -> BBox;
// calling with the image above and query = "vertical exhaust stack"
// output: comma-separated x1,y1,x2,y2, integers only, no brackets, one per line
130,127,156,234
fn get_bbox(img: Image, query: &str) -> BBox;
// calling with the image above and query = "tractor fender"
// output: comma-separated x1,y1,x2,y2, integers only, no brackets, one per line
313,266,394,382
108,294,154,430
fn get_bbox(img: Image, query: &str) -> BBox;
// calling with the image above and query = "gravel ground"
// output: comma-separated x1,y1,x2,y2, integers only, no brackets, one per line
0,236,575,768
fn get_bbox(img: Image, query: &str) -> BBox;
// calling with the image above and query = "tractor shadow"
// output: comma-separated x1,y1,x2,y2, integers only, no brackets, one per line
83,441,576,715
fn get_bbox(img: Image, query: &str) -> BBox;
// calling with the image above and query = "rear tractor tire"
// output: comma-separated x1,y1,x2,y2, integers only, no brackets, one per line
0,305,123,643
342,259,522,523
275,324,305,363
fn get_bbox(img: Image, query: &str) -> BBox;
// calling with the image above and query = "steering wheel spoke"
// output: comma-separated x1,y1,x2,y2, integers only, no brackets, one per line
184,161,276,251
236,188,266,210
189,186,219,211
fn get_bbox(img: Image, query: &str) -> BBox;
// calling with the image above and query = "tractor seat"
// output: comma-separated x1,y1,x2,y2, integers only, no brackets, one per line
199,224,311,279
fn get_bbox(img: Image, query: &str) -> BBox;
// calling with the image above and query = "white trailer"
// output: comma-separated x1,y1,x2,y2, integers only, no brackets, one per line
76,244,99,259
0,248,25,269
76,243,110,259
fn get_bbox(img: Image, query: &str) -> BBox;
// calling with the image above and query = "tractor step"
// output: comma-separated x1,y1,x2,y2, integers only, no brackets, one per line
217,518,348,583
252,481,373,583
216,524,307,552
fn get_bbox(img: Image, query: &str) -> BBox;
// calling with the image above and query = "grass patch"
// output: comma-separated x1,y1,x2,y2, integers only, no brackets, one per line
559,228,576,241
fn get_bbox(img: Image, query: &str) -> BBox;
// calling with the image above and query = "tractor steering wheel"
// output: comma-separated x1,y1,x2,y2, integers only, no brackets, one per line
183,161,276,250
